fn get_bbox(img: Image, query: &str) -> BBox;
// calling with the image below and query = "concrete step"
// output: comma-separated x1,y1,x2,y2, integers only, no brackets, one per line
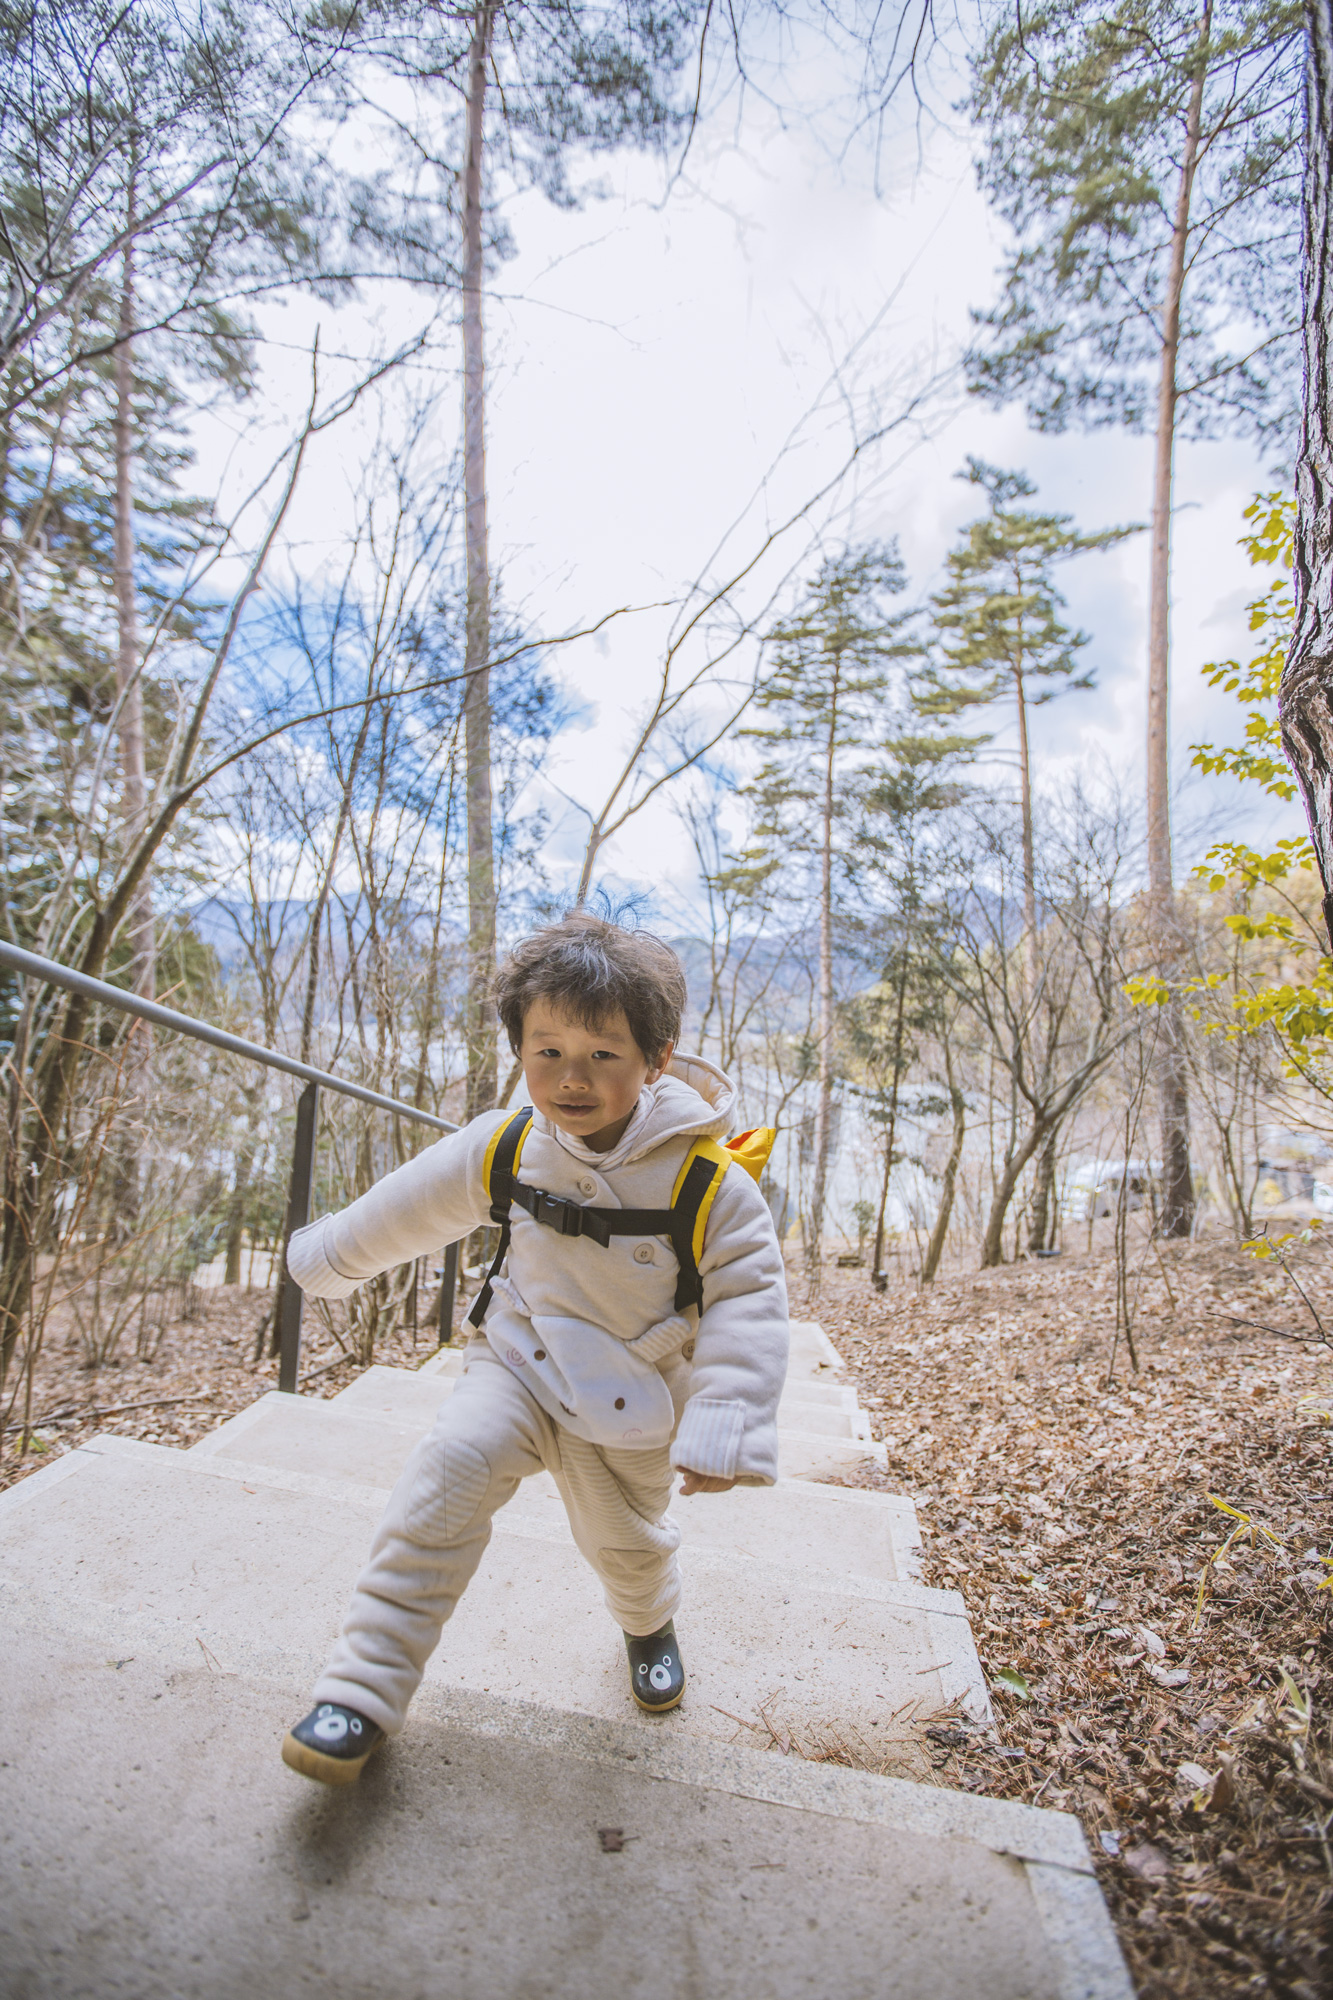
786,1316,849,1381
8,1434,981,1752
425,1317,852,1390
1,1561,1131,1999
777,1395,869,1440
772,1428,887,1479
191,1391,920,1582
423,1343,865,1412
330,1363,887,1477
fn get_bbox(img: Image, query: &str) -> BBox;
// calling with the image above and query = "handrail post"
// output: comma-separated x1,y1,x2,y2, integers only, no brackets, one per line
439,1240,459,1346
278,1082,320,1394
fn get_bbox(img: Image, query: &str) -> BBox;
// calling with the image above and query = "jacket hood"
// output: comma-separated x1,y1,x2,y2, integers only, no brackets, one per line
541,1052,737,1169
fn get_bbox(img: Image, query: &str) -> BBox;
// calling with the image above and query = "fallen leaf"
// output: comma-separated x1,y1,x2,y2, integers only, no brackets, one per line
1136,1625,1167,1658
993,1668,1031,1700
1210,1757,1237,1812
1123,1841,1171,1882
1145,1663,1190,1689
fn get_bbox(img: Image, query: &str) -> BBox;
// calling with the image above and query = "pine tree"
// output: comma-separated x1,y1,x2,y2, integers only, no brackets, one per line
744,545,919,1280
918,460,1135,946
966,0,1303,1235
854,727,973,1283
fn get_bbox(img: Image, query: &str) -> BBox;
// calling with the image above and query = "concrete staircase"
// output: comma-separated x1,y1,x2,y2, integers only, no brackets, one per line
0,1321,1132,1999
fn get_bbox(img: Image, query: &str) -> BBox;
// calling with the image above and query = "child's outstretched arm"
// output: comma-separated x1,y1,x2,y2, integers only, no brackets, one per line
670,1167,789,1489
286,1116,503,1300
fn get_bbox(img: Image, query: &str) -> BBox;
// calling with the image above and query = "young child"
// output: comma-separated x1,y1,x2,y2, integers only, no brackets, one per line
281,911,789,1783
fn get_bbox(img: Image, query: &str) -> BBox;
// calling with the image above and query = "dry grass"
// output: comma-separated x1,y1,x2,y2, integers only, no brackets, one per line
815,1229,1333,2000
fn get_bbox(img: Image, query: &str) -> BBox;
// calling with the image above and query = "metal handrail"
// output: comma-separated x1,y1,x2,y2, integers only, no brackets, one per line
0,939,458,1134
0,937,463,1391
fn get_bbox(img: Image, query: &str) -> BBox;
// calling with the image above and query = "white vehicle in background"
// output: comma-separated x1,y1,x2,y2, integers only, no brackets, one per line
1061,1159,1159,1223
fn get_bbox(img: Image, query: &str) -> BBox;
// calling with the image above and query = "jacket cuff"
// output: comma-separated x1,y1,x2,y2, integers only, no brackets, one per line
671,1398,745,1481
286,1216,362,1301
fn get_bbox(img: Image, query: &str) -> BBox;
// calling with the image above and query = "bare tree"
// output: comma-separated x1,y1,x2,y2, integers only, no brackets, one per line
937,794,1137,1268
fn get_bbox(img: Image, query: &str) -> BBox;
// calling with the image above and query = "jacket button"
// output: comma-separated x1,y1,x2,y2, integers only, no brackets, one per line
578,1176,597,1196
534,1349,546,1361
615,1397,626,1410
633,1244,654,1264
682,1340,695,1361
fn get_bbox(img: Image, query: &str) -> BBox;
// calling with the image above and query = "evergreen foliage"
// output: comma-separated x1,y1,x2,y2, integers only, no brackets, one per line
919,458,1135,728
966,0,1304,446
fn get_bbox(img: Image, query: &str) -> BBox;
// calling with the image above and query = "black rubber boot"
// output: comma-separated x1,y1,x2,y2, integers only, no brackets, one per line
282,1702,384,1785
625,1621,685,1713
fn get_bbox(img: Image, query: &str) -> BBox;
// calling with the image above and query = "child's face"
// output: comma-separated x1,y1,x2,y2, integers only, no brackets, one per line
519,1000,672,1152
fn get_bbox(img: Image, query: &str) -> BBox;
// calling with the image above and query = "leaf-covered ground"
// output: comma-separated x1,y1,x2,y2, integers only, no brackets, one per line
816,1233,1333,2000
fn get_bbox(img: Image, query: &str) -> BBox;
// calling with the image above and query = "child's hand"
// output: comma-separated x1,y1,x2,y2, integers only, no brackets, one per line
678,1469,736,1495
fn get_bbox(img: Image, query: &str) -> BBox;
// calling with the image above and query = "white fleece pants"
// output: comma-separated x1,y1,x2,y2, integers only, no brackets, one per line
313,1341,683,1734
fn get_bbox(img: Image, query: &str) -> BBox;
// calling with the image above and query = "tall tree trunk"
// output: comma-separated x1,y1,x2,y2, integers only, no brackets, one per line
224,1132,256,1286
113,216,154,1004
1026,1127,1059,1254
1014,664,1037,949
110,215,152,1229
869,945,910,1281
808,663,841,1279
1281,0,1333,945
1147,0,1210,1238
922,1030,966,1284
462,0,497,1119
980,1114,1052,1267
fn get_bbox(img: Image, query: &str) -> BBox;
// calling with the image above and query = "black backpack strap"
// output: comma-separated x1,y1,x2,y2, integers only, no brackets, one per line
468,1120,731,1324
665,1147,729,1312
466,1109,534,1329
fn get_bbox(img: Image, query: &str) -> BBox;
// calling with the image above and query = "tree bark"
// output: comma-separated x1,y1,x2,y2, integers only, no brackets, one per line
869,943,910,1281
981,1114,1053,1267
1026,1126,1058,1254
1281,0,1333,951
224,1133,255,1287
462,0,497,1119
1015,663,1037,949
807,660,841,1279
1146,0,1211,1237
113,219,154,1003
922,1034,966,1284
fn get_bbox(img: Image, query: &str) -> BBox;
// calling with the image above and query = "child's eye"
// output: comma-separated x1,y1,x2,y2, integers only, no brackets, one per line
591,1050,619,1061
536,1046,562,1058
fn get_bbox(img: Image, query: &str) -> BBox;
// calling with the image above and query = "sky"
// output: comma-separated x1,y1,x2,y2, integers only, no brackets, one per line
190,31,1296,928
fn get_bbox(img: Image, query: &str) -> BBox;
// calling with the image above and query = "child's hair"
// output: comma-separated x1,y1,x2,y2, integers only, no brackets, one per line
494,912,686,1065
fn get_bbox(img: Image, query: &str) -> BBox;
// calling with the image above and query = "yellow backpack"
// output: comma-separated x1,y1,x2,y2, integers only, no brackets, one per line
468,1111,777,1327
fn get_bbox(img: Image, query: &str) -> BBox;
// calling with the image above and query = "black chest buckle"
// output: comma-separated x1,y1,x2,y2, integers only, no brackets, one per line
535,1190,585,1236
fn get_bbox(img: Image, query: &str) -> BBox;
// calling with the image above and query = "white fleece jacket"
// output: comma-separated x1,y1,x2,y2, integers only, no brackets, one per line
287,1054,789,1485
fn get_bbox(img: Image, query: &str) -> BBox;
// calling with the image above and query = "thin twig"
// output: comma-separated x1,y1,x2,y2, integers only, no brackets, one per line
3,1389,217,1433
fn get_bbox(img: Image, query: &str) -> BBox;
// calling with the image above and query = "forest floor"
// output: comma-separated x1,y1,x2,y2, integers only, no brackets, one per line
4,1227,1332,1996
815,1226,1333,2000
